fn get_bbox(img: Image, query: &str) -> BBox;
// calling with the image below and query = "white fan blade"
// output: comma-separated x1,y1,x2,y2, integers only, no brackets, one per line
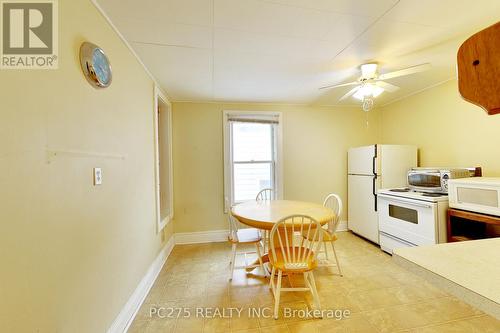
378,63,431,80
375,81,400,92
339,86,360,101
319,81,358,90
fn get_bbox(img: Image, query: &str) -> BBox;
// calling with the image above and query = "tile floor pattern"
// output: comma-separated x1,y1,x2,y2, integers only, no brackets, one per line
128,232,500,332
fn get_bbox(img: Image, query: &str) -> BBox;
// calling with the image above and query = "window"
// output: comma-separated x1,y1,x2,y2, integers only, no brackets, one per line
154,87,174,232
223,111,283,211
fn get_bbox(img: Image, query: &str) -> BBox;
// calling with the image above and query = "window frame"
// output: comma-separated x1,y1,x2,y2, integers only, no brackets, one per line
154,86,174,233
223,110,283,212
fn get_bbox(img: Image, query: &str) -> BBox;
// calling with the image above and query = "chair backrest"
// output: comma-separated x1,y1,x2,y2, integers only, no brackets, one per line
226,197,240,241
227,213,239,242
269,215,323,270
323,193,343,234
256,188,273,201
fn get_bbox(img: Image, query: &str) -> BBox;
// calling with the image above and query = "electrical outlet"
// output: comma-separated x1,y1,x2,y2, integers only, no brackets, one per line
93,168,102,185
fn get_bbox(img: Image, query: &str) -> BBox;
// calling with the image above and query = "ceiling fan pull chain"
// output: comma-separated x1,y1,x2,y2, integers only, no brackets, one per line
362,97,374,112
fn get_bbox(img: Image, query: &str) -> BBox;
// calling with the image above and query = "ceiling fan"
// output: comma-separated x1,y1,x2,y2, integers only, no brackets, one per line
320,63,432,111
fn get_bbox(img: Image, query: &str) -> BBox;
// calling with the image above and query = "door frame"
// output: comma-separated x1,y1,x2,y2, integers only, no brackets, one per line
153,86,174,233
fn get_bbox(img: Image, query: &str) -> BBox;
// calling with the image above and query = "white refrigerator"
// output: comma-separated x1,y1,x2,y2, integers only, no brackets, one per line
348,144,417,244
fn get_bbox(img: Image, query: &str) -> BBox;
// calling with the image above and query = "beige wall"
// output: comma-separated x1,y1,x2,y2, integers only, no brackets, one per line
0,1,172,332
380,80,500,175
172,102,380,233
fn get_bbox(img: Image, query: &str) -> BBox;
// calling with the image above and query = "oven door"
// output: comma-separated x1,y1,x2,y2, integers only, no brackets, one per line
378,194,438,246
407,171,443,192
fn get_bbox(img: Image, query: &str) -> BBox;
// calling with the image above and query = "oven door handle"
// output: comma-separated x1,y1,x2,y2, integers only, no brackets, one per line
378,194,434,209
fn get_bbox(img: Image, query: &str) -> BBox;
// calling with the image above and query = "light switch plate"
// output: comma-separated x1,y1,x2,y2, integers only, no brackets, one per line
93,167,102,185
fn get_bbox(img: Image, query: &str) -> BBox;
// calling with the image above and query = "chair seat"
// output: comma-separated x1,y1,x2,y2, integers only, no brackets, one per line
269,247,317,272
229,228,262,243
301,229,337,242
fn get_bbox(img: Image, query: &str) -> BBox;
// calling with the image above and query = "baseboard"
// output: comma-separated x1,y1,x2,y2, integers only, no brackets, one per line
337,220,348,232
174,229,229,244
174,222,348,245
107,235,175,333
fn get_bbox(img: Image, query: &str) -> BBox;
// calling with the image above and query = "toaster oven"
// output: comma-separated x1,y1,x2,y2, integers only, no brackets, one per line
407,168,471,193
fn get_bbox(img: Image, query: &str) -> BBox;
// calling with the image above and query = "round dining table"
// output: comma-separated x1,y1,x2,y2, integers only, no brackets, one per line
231,200,335,272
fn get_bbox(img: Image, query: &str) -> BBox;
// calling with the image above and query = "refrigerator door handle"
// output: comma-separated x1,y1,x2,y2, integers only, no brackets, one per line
372,144,378,212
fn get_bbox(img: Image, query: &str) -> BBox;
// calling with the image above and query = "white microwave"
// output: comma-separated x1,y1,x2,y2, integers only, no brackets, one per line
448,177,500,216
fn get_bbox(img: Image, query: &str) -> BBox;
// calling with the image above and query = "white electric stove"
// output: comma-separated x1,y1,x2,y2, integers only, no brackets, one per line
377,188,449,254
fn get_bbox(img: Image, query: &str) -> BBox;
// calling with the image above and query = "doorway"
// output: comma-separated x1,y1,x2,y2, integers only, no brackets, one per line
154,88,173,232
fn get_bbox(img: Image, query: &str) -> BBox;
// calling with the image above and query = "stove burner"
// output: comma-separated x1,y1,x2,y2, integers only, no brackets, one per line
422,193,446,197
389,188,410,192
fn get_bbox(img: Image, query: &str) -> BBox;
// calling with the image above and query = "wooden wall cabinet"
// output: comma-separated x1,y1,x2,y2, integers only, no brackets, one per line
457,22,500,115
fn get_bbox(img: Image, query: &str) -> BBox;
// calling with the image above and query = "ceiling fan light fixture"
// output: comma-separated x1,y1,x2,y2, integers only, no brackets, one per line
353,83,384,100
372,85,384,97
360,63,378,79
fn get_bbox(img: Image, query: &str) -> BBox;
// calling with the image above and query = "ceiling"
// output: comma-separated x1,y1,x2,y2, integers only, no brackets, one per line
97,0,500,106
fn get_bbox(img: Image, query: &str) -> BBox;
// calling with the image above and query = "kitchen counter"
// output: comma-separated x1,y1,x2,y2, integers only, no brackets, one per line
393,238,500,319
